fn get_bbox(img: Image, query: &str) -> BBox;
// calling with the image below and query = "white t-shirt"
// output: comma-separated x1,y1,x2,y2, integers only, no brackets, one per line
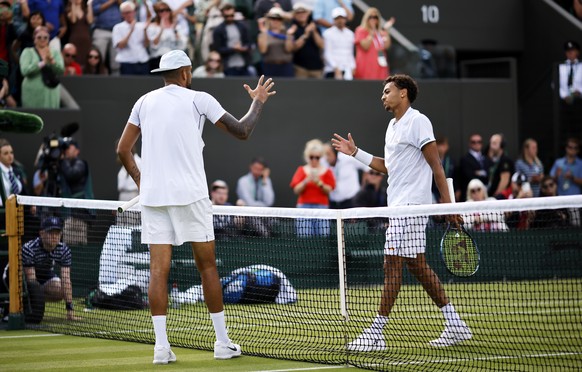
385,107,435,207
329,152,368,203
112,21,150,63
322,26,355,74
128,84,226,206
146,25,188,58
559,59,582,99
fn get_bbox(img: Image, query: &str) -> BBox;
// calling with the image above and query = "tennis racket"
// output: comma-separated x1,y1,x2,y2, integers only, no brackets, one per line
439,178,480,277
117,195,139,213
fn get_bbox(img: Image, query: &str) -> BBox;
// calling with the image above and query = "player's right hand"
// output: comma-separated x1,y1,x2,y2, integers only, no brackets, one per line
446,214,463,229
331,133,356,156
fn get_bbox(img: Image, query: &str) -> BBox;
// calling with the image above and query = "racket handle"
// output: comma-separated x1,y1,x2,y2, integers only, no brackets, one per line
118,195,139,213
446,178,456,204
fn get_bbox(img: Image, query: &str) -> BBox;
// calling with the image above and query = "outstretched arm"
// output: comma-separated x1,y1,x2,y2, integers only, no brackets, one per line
331,132,387,173
215,76,276,140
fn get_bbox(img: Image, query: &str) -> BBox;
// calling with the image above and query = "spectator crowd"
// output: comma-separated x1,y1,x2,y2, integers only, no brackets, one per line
0,0,399,108
0,2,579,232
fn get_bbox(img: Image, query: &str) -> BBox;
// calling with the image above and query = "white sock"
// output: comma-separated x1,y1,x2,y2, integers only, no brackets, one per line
210,311,230,343
370,314,389,333
441,303,462,325
152,315,170,348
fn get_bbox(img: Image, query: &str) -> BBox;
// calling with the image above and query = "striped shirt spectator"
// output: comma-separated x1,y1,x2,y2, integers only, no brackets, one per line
23,236,72,284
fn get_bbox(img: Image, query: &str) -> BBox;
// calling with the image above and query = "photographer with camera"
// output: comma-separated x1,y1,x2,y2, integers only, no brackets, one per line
34,131,93,245
34,123,93,200
59,140,93,199
35,138,91,198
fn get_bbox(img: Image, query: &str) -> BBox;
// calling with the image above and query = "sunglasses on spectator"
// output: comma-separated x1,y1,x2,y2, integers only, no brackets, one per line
35,35,49,40
88,54,100,59
223,13,235,18
567,144,579,150
64,53,76,58
471,139,482,144
369,171,382,176
158,8,171,12
541,182,555,189
368,15,379,19
208,58,221,63
469,188,481,193
309,156,320,160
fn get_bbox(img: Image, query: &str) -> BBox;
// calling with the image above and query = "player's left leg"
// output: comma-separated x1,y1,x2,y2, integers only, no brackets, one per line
407,254,472,347
191,241,222,313
405,254,447,307
347,254,404,352
192,241,241,360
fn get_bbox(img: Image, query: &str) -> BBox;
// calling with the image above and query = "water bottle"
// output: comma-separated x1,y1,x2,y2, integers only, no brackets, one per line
170,282,180,309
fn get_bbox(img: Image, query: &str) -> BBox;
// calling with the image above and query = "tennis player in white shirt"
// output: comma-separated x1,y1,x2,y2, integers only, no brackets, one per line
332,74,471,351
117,49,275,364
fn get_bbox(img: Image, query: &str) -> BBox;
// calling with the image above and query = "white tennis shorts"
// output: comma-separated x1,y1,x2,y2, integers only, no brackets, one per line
141,198,215,245
384,216,429,258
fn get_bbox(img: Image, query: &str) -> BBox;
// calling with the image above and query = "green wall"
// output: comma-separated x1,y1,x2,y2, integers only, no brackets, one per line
5,76,518,207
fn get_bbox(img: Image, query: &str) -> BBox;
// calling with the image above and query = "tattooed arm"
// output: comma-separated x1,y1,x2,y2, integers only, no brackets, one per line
117,123,141,188
215,75,276,140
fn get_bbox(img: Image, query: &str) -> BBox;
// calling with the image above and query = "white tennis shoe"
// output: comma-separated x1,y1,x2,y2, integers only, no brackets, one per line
214,340,242,359
153,346,177,364
347,329,386,352
429,321,472,347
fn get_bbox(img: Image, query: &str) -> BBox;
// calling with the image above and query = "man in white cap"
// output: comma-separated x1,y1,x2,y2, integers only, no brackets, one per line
313,0,353,33
322,7,355,80
117,49,276,364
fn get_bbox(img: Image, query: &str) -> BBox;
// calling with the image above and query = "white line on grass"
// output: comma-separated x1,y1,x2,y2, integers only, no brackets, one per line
383,351,582,367
0,333,63,339
253,366,354,372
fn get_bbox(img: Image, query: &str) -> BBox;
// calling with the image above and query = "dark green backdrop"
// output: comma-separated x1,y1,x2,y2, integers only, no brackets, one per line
4,76,518,207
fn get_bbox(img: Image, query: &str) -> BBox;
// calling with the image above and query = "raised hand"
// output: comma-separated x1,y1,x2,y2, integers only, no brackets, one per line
384,16,395,30
243,75,276,103
287,24,297,36
331,133,356,156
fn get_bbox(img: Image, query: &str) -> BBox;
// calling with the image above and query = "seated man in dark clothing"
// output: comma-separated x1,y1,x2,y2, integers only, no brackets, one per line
531,176,571,229
210,180,245,239
352,168,386,208
352,169,387,231
22,216,79,320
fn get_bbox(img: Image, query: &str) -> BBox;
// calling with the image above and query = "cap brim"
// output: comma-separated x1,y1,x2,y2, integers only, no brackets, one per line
150,67,180,74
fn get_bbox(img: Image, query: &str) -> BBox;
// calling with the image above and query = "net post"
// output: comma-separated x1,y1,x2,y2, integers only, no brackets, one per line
335,211,347,319
6,195,24,329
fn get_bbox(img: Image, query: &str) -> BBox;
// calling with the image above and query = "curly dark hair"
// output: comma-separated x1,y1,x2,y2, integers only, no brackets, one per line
384,74,419,103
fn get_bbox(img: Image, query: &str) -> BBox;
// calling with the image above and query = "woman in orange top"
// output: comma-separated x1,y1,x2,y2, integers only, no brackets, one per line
290,139,336,237
354,7,395,80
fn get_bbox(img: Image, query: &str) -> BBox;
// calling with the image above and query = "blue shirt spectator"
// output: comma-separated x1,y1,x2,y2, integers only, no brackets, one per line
92,0,122,31
28,0,65,39
549,138,582,196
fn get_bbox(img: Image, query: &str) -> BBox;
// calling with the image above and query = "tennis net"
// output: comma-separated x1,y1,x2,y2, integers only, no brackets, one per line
6,194,582,371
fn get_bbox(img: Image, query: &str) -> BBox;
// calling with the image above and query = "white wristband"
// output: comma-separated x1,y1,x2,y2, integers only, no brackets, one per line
354,147,373,166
